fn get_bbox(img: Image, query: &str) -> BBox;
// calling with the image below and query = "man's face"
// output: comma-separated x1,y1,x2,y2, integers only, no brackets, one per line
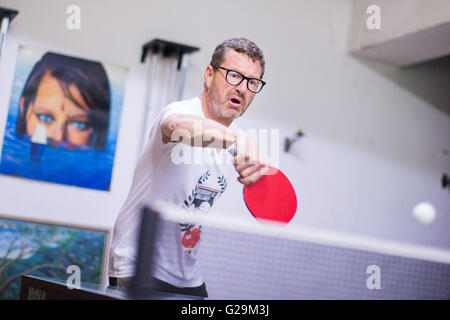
203,50,263,126
21,70,92,147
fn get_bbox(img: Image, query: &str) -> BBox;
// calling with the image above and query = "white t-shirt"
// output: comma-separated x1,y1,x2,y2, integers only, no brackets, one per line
109,96,236,288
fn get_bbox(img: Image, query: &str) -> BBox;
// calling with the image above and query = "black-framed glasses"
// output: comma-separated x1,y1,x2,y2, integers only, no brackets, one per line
212,65,266,93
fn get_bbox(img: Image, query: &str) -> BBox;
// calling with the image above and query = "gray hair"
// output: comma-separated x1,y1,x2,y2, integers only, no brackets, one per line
210,38,265,78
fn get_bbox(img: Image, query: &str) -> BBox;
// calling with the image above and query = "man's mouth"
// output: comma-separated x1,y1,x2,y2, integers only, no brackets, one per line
229,97,243,109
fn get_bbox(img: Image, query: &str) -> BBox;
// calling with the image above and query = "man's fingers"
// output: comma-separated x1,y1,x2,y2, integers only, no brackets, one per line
237,164,267,186
233,153,261,166
234,163,253,174
239,163,266,180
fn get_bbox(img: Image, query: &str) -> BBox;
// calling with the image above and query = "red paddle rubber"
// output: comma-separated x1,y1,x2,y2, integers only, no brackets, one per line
243,166,297,223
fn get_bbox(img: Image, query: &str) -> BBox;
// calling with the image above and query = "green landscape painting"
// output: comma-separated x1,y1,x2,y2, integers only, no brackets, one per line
0,216,108,299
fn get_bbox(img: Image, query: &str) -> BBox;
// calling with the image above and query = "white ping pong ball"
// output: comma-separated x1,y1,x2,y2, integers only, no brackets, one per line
412,202,436,225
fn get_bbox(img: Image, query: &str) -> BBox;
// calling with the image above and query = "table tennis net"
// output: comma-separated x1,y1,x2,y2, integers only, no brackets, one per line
135,202,450,300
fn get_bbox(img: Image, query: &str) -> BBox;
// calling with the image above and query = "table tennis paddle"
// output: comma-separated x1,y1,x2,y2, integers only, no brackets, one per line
227,144,298,224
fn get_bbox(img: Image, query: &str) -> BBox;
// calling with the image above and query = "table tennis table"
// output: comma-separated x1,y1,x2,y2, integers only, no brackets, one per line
20,275,203,300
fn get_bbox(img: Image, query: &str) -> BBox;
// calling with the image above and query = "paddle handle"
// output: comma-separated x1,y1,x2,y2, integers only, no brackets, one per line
227,143,274,174
226,143,238,157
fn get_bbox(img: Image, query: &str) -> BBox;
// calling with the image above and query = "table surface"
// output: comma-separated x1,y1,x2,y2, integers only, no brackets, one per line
21,275,204,300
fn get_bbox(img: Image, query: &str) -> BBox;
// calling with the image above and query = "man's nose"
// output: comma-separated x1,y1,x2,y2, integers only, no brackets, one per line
235,79,248,94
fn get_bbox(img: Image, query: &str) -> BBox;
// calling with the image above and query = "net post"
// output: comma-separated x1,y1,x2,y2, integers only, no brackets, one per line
129,205,161,299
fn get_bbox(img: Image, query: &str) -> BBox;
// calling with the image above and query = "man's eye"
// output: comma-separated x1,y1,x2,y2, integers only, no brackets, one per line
36,113,53,123
69,121,90,131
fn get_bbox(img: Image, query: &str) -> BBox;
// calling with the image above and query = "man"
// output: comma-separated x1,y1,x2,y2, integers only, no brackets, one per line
109,38,267,298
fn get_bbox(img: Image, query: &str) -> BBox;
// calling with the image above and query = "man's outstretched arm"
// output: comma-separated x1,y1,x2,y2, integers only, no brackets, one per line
161,113,267,186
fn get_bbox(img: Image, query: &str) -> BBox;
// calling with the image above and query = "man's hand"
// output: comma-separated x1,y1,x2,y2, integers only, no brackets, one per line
233,132,268,186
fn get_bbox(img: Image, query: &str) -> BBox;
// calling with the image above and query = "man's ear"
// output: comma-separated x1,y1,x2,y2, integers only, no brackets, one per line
204,65,214,89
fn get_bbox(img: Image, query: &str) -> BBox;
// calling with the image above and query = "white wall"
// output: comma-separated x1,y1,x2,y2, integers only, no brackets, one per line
347,0,450,50
347,0,450,66
0,0,449,251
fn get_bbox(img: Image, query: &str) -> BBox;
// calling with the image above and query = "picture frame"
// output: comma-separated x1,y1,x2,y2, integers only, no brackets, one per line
0,45,128,191
0,213,110,300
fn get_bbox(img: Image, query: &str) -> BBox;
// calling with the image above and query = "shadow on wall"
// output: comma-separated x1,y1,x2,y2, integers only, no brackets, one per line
351,54,450,116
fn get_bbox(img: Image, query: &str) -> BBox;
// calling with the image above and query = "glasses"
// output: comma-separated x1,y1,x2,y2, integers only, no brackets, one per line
212,65,266,93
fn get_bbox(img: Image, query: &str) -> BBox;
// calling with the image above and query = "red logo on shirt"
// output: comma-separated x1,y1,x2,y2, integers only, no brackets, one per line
182,227,201,250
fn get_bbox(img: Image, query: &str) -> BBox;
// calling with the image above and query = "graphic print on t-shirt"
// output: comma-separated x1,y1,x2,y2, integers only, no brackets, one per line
180,171,227,253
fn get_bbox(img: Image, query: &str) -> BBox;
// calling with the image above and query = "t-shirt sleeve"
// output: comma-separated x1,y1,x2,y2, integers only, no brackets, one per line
148,100,199,148
159,101,197,123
